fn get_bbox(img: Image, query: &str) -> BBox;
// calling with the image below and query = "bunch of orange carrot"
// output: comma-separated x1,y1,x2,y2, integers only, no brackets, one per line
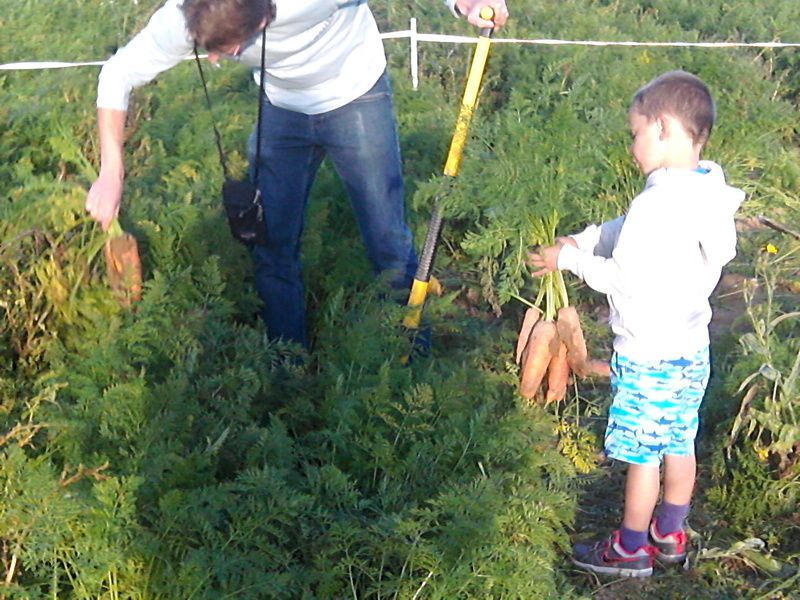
513,215,609,403
515,303,609,402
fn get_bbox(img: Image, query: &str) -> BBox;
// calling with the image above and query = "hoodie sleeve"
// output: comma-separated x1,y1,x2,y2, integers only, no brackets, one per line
558,195,665,298
569,216,625,258
97,0,194,111
558,240,628,298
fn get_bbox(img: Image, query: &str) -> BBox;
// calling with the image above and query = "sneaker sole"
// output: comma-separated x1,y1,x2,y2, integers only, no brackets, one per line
572,558,653,578
655,552,687,564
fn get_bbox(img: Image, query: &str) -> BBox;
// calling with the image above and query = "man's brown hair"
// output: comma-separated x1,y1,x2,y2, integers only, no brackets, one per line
631,70,716,147
182,0,275,52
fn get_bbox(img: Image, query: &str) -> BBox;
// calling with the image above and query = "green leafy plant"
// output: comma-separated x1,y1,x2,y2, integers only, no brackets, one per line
3,0,800,597
727,245,800,479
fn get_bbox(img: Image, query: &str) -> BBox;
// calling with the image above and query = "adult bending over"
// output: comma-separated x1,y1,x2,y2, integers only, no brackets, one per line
86,0,509,348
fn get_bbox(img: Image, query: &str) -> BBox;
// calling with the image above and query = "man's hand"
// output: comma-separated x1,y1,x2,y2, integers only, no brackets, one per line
86,169,123,231
455,0,509,28
527,237,576,277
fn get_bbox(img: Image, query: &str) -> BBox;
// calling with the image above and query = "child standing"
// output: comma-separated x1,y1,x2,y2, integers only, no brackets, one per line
529,71,744,577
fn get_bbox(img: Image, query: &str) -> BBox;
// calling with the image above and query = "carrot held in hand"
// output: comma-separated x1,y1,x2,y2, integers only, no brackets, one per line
104,220,142,307
585,359,611,378
556,306,589,377
519,320,558,399
545,341,570,403
515,307,541,365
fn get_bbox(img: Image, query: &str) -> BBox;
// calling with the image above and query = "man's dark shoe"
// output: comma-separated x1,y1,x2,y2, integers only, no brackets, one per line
649,519,689,564
572,530,656,577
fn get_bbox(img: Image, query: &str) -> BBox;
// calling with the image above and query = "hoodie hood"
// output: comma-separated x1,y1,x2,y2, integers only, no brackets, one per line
645,160,745,270
697,161,745,268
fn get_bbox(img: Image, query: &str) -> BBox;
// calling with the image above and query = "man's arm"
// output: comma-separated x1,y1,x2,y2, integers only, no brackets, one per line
87,0,193,229
86,108,127,231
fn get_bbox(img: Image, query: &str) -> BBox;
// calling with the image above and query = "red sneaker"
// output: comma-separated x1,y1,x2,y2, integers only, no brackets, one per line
649,519,689,564
572,530,657,577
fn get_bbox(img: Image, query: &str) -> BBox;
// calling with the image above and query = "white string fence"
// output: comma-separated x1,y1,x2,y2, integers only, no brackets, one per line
3,18,799,90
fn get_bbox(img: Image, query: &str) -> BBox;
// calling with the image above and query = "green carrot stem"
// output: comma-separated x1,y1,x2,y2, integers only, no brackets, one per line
556,269,570,309
535,279,545,307
107,219,123,238
509,292,537,309
546,272,557,321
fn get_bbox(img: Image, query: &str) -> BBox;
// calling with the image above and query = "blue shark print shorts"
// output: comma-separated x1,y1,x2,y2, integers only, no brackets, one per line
604,346,710,466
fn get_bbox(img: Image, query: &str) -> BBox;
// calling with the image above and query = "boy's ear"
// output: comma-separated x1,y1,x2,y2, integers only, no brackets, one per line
656,117,667,140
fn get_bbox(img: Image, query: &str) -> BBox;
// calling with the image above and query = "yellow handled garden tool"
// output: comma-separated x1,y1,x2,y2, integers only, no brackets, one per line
404,7,496,335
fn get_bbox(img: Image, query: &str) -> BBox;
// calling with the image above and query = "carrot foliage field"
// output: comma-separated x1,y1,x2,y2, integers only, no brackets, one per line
1,1,798,598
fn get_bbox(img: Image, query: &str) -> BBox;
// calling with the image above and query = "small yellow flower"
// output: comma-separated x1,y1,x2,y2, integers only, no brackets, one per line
764,243,779,255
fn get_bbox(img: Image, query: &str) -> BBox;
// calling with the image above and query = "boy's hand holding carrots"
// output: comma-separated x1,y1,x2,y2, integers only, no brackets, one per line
528,236,577,277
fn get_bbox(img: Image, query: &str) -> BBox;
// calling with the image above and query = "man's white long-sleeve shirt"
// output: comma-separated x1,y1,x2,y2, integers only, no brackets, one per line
558,161,744,361
98,0,459,115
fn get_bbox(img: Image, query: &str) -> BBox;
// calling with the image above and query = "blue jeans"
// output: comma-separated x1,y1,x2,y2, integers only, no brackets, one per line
247,71,418,348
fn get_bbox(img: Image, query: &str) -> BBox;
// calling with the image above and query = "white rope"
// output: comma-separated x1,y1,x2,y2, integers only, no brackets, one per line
0,55,205,71
437,36,800,48
0,60,107,70
384,30,800,91
2,26,798,73
397,32,800,48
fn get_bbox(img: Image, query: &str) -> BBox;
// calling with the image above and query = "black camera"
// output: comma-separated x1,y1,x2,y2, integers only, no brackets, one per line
222,179,268,246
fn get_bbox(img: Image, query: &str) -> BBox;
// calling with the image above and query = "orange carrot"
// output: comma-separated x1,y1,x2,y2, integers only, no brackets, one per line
556,306,588,376
545,341,570,403
519,320,557,399
584,359,611,378
515,307,541,365
104,232,142,307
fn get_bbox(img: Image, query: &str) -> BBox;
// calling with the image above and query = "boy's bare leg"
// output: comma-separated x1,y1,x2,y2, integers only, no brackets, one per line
662,454,696,504
649,454,694,563
622,464,660,531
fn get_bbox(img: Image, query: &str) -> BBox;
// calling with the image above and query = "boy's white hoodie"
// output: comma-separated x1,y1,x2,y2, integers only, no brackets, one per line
557,160,744,361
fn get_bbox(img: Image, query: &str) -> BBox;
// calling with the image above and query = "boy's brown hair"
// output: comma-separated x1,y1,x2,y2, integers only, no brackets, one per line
182,0,275,52
632,70,716,147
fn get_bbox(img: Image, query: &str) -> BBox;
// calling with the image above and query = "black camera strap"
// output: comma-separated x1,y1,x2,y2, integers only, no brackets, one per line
193,23,268,184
